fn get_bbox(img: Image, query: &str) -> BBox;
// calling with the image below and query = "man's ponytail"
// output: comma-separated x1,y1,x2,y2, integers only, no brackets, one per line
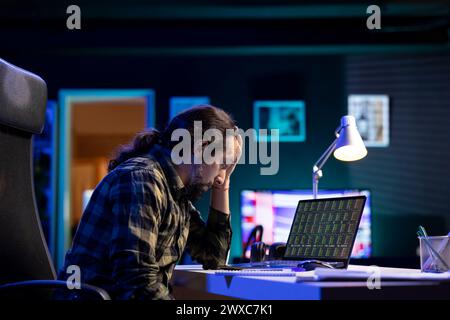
108,105,235,172
108,129,163,172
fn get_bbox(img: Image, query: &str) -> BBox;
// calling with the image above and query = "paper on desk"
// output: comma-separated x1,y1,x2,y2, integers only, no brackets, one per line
296,265,450,282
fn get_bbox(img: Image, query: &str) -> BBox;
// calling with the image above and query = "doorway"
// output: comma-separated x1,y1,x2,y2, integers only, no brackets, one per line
56,89,155,268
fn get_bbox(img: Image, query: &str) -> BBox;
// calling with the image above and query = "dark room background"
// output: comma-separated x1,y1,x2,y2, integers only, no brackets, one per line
2,0,450,264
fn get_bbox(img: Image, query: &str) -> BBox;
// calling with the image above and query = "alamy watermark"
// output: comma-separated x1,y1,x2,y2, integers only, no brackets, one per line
366,5,381,30
65,263,383,291
170,122,280,175
366,265,382,289
66,5,381,31
66,264,81,289
66,5,81,30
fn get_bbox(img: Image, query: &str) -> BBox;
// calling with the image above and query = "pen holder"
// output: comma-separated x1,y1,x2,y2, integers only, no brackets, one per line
418,236,450,273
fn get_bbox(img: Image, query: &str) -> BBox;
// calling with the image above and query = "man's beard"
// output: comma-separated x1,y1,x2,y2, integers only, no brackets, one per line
184,181,212,202
183,165,212,201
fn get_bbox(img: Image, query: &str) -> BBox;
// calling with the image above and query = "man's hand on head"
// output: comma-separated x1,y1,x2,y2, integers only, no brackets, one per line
213,126,243,190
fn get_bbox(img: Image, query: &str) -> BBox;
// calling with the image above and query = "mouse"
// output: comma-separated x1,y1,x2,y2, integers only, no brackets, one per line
297,260,335,271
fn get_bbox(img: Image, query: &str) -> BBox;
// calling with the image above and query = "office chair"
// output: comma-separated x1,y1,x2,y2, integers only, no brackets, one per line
0,58,110,300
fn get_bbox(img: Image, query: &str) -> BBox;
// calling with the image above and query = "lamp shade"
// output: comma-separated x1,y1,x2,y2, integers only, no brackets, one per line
333,115,368,162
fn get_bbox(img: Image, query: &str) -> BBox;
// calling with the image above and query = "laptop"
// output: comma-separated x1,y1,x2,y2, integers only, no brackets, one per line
232,195,367,270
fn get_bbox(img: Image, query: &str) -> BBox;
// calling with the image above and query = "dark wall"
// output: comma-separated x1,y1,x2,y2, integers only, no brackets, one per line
9,51,450,260
2,0,450,269
345,54,450,257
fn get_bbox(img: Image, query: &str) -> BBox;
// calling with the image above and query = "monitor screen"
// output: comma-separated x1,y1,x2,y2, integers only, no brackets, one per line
240,189,372,259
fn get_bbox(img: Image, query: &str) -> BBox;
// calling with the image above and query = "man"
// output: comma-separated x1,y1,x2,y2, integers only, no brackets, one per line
57,105,242,300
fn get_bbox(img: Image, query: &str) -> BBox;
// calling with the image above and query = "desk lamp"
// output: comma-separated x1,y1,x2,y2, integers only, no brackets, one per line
312,115,367,199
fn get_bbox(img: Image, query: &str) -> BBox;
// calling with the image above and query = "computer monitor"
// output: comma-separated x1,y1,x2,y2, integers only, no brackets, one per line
240,189,372,259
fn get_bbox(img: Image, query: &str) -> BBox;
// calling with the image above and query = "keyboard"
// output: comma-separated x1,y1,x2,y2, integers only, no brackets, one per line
233,260,345,269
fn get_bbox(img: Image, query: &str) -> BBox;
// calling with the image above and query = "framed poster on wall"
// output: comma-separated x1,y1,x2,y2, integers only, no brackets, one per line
348,94,389,147
169,96,210,120
253,100,306,142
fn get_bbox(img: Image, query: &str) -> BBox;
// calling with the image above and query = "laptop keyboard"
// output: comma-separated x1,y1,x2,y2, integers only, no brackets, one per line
234,260,345,269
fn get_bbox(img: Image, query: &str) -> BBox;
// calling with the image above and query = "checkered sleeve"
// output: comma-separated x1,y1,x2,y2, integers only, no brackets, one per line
186,203,232,269
108,169,173,300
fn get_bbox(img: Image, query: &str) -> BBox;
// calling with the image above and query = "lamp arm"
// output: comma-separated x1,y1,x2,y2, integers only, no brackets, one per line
313,138,338,173
312,135,339,199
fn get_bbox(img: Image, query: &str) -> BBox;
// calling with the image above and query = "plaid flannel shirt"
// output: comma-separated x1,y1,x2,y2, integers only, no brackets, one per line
57,144,232,300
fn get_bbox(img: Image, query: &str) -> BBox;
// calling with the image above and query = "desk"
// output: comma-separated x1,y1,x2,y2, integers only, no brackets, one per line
172,265,450,300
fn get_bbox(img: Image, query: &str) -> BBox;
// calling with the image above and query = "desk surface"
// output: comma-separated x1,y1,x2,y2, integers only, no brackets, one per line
172,265,450,300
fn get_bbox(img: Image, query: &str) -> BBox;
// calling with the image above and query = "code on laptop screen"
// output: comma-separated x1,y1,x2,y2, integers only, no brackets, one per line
284,196,366,260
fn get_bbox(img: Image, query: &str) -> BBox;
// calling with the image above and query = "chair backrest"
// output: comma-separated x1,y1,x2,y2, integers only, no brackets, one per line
0,58,55,284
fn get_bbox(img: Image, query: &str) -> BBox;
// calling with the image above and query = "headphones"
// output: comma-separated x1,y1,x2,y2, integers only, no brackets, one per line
250,241,286,263
243,225,286,263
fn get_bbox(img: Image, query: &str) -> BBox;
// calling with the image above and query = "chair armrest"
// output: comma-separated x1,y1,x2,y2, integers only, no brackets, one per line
0,280,111,300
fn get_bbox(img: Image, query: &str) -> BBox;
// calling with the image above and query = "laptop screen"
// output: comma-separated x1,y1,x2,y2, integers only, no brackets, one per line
284,196,366,263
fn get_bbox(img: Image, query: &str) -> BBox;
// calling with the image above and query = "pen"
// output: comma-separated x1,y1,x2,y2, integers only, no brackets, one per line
417,226,449,272
423,231,450,269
